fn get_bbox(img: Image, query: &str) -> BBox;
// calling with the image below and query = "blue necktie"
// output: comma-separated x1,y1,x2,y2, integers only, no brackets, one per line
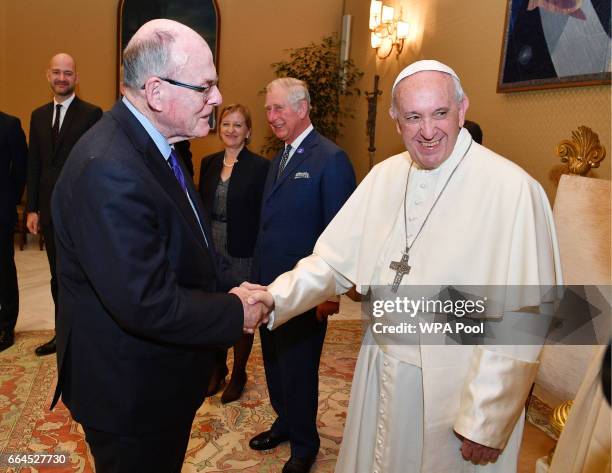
168,148,187,193
277,144,292,178
168,147,209,247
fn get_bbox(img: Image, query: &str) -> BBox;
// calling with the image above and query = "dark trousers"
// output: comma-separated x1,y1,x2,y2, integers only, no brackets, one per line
41,223,58,322
259,308,327,458
0,225,18,332
83,423,193,473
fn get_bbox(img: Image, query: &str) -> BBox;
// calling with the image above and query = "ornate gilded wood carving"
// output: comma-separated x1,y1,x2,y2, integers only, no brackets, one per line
556,126,606,175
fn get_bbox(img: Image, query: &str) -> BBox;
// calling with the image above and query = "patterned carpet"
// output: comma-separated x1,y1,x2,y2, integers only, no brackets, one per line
0,322,363,473
0,324,556,473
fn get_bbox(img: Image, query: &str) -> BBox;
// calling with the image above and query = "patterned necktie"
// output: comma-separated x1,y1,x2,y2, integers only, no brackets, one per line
277,144,292,178
52,104,62,143
168,148,187,194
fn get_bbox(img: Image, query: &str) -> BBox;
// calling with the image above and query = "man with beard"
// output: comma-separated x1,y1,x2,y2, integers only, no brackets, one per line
26,53,102,356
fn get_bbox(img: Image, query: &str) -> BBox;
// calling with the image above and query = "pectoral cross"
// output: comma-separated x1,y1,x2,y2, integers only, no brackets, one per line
390,250,411,293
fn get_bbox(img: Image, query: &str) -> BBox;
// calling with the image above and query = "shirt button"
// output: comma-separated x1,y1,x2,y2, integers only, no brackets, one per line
419,182,427,189
384,361,389,367
415,200,422,206
408,216,416,222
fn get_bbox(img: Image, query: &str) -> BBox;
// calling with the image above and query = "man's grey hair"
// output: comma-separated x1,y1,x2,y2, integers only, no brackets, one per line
267,77,311,112
390,74,465,118
122,30,178,90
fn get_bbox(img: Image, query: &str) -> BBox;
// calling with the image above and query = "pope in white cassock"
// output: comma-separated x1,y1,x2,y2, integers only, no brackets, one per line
247,60,563,473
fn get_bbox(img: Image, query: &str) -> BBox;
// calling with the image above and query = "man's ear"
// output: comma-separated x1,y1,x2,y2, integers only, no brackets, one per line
389,108,402,135
143,77,164,112
298,99,309,119
458,95,469,128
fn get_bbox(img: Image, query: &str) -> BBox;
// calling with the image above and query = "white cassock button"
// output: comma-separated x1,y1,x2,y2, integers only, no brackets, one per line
408,216,416,222
381,393,386,399
415,200,422,206
384,361,389,367
419,182,426,189
378,439,383,445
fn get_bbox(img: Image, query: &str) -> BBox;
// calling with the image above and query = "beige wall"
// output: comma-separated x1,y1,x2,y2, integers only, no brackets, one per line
1,0,117,125
340,0,611,202
1,0,609,199
0,2,6,88
0,0,345,182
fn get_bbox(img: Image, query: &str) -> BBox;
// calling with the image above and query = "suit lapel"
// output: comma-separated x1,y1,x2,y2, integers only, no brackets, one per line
147,141,212,253
262,148,282,202
182,160,214,252
42,103,54,156
109,101,212,255
267,130,318,198
227,147,251,199
206,154,224,195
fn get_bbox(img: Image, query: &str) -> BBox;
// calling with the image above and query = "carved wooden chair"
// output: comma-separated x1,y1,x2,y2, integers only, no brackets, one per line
535,126,610,472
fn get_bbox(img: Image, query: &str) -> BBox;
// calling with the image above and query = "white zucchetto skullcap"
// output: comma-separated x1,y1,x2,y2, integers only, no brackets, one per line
392,60,460,94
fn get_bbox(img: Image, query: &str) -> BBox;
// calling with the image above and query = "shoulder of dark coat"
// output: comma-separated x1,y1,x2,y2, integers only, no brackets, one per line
73,96,103,114
31,102,53,118
0,111,21,126
241,148,270,169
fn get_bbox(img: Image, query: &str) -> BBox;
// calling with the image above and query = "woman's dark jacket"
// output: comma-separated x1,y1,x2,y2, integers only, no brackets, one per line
199,147,269,258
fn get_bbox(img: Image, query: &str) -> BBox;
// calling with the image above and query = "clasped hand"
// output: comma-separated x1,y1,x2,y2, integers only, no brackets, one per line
229,282,275,334
454,432,501,465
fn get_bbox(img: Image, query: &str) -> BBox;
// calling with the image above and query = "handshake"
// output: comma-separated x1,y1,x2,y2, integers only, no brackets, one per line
229,282,274,334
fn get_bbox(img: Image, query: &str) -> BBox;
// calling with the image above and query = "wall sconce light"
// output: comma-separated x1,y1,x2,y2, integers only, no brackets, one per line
369,1,409,59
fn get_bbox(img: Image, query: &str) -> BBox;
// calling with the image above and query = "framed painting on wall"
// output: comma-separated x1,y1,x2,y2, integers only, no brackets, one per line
117,0,220,128
497,0,611,92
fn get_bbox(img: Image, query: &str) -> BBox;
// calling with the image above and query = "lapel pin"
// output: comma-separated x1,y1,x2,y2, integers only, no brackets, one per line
296,147,304,154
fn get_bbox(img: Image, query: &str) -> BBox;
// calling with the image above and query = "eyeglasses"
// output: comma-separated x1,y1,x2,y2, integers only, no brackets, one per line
141,77,216,100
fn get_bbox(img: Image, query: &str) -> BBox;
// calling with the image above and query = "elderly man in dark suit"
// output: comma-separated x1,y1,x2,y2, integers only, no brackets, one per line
51,19,269,473
26,53,102,356
248,78,356,473
0,111,28,352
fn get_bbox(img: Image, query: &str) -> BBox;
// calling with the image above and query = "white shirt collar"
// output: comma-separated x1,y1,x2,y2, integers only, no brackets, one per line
287,123,314,153
54,93,75,109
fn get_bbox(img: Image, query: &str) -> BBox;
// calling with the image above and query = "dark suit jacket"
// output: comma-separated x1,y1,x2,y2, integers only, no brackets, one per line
50,100,244,435
27,96,102,225
0,112,27,225
175,139,193,177
199,147,269,258
252,129,356,285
